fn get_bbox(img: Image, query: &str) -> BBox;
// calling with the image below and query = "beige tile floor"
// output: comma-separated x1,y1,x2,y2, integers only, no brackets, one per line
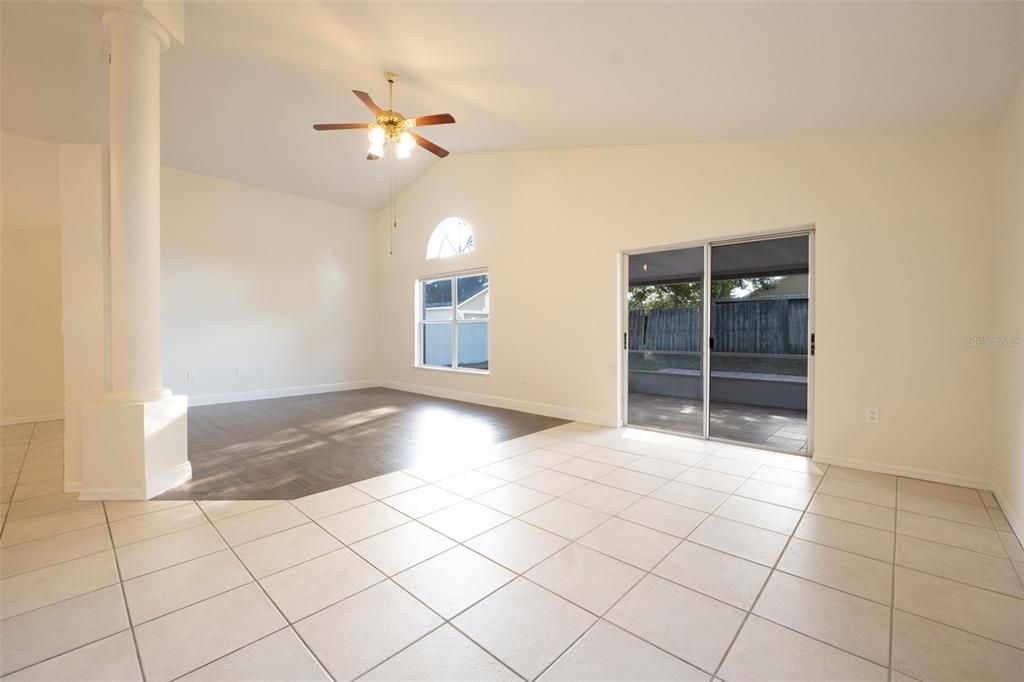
1,419,1023,681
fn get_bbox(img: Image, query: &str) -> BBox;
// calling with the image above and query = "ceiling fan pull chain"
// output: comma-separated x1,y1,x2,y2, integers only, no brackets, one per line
389,143,397,255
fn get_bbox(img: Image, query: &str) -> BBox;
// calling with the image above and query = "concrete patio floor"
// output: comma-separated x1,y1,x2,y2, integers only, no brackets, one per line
627,393,808,453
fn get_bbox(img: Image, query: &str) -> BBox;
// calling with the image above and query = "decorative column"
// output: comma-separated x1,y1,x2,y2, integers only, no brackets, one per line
105,9,170,403
79,2,190,500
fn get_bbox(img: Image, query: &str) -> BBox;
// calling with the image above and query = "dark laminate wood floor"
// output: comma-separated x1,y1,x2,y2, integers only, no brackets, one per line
157,388,567,500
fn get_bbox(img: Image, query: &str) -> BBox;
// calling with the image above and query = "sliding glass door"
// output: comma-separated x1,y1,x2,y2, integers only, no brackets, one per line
626,246,705,437
625,232,813,454
708,235,810,452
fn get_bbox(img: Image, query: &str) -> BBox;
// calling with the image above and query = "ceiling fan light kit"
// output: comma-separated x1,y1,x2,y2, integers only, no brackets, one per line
314,71,455,160
313,72,456,255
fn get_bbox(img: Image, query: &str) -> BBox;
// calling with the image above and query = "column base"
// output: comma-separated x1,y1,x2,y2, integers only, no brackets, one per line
80,394,190,500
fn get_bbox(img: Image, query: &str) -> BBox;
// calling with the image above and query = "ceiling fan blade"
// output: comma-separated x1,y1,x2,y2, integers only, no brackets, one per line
313,123,371,131
409,132,449,158
353,90,384,115
407,113,455,127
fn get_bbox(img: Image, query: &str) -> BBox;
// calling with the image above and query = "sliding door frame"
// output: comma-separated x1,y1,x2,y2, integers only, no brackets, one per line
620,225,815,456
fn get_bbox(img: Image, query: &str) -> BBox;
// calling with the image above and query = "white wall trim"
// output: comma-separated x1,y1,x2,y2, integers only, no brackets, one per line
1,413,63,426
187,380,379,407
811,453,995,491
381,380,617,426
64,480,82,493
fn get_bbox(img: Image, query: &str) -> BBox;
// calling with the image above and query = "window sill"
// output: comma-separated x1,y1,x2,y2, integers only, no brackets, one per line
414,364,490,376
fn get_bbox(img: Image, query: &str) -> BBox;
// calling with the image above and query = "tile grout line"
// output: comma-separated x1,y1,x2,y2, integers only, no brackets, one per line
185,502,339,682
780,543,1023,602
887,606,1024,653
25,518,1015,682
527,539,690,680
6,476,76,503
6,417,1015,675
0,461,1001,604
528,477,752,681
213,447,1024,674
888,478,900,682
100,501,149,682
164,625,297,682
295,461,703,680
0,422,35,540
0,627,137,678
0,544,120,581
298,502,534,680
709,463,829,680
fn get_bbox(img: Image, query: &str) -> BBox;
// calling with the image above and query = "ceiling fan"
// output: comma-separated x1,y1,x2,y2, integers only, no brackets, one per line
313,72,455,160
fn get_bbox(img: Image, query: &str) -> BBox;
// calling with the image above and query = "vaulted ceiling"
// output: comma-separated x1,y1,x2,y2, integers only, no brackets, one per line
4,1,1022,210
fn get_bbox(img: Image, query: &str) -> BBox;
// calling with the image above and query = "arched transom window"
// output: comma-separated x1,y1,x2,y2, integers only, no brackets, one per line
426,217,474,259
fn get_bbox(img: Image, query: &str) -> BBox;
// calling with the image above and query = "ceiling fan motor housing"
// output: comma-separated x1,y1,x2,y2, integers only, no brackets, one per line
376,111,407,140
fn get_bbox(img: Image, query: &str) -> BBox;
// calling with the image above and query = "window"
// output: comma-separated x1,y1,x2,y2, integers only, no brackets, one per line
419,271,489,372
426,217,474,259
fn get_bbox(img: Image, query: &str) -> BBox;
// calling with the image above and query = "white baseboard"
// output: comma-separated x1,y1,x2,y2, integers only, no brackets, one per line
64,480,82,493
812,453,995,491
381,380,616,426
78,486,146,501
188,377,612,425
187,380,379,407
991,483,1024,548
811,452,1024,546
1,413,63,426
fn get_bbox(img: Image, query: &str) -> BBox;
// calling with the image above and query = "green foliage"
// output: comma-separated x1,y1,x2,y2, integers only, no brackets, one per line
629,278,779,311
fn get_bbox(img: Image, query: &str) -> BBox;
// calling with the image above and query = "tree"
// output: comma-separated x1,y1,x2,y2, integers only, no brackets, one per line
629,277,779,311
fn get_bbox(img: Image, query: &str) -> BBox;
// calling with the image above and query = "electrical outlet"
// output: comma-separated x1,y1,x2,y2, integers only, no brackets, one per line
521,374,528,384
186,371,197,382
865,407,880,424
235,368,244,377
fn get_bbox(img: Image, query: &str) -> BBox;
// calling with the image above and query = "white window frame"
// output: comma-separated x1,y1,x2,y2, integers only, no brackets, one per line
415,268,490,375
426,217,475,260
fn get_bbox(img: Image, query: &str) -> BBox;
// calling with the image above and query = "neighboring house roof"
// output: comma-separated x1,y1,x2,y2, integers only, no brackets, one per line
742,274,809,300
425,277,489,309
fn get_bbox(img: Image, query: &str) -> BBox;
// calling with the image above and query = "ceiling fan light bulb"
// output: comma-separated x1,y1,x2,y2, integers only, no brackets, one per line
368,126,385,144
396,131,415,158
368,140,385,158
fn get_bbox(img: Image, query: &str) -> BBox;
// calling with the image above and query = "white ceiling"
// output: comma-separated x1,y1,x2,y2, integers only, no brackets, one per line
4,1,1022,210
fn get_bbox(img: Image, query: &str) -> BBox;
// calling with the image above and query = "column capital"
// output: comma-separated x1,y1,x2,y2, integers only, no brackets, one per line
81,1,185,49
102,8,171,51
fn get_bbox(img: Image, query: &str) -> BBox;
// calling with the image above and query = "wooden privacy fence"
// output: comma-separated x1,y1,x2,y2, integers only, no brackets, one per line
628,297,808,355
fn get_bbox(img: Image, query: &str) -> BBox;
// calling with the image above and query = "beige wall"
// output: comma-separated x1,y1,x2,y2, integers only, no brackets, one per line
994,77,1024,536
3,125,1015,509
377,130,999,488
1,134,64,423
161,168,379,401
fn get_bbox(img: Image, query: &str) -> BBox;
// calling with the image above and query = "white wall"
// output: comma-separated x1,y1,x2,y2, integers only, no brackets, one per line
377,130,999,488
994,77,1024,536
161,168,378,402
1,133,64,423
